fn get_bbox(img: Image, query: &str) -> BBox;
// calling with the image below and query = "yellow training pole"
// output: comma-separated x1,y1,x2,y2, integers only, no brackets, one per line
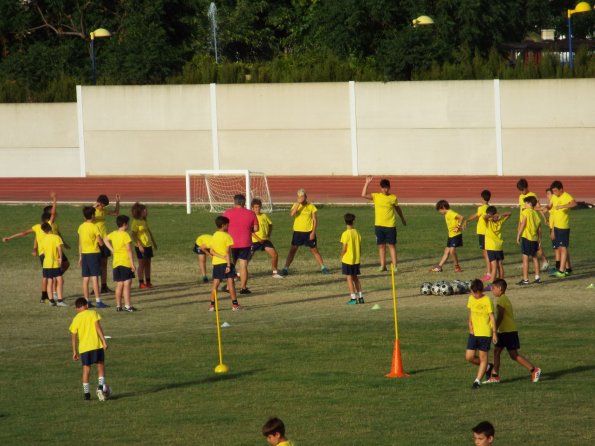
385,262,409,378
213,289,229,374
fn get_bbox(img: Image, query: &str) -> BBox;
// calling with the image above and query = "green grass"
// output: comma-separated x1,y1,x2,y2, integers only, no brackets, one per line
1,204,594,445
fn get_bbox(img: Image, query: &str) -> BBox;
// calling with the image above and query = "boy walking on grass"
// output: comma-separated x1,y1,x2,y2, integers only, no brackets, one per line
341,213,364,305
483,279,541,384
430,200,464,273
466,279,497,389
209,216,241,312
516,196,542,285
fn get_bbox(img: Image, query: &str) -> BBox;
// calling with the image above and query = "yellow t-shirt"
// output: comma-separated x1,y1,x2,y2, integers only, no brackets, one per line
69,310,103,354
293,203,317,232
484,215,509,251
496,294,517,333
467,295,494,337
371,193,398,228
195,234,212,248
445,209,460,238
340,228,361,265
78,221,101,254
132,218,152,247
32,224,46,256
41,233,63,269
252,213,273,242
476,204,488,235
210,231,234,266
550,192,574,229
107,230,133,268
518,192,538,221
520,208,541,242
94,207,108,237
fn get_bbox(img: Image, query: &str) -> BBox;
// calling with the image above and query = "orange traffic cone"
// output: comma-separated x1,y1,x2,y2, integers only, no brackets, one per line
385,339,409,378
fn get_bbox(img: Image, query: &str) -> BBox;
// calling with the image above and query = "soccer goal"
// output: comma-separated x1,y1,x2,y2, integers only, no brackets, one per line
185,170,273,214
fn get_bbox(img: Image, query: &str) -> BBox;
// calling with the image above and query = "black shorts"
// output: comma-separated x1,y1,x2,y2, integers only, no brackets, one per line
496,331,521,351
553,228,570,248
61,253,69,264
375,226,397,245
342,263,360,276
80,348,105,366
487,250,504,262
251,240,274,253
42,268,63,279
447,234,463,248
135,246,154,259
99,244,111,258
113,266,135,282
213,263,236,280
231,247,251,262
466,334,491,352
291,231,317,248
81,253,101,277
521,238,539,257
193,244,207,255
478,234,485,250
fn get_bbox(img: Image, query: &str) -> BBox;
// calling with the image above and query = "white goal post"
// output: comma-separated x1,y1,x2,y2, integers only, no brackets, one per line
185,170,273,214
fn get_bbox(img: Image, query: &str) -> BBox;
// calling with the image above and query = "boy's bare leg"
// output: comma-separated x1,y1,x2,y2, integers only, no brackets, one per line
450,247,459,266
508,350,534,371
100,257,108,286
465,349,480,365
137,259,145,282
497,261,504,279
227,277,237,302
284,245,299,269
532,257,540,278
238,259,249,289
437,247,450,267
198,255,207,277
97,361,105,384
346,276,355,294
353,275,362,293
91,276,100,300
56,276,64,301
388,244,397,268
476,350,489,381
82,365,91,385
115,282,123,307
522,255,529,280
483,250,490,276
82,277,90,300
46,278,54,299
378,244,386,268
265,247,279,271
123,280,132,308
310,247,324,267
211,279,221,303
491,346,503,376
145,259,152,283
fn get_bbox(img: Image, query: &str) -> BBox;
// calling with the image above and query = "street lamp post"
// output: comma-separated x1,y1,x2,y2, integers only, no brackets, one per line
567,2,592,71
90,28,112,85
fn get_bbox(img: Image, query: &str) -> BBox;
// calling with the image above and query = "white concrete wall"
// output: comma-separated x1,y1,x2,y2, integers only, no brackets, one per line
0,79,593,177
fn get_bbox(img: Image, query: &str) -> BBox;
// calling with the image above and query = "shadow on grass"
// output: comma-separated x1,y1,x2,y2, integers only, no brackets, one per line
407,365,451,375
109,368,265,400
502,364,595,383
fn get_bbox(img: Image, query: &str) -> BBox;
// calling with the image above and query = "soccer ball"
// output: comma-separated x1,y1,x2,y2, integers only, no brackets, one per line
450,281,465,294
439,283,454,296
420,282,433,295
431,283,441,296
103,384,112,400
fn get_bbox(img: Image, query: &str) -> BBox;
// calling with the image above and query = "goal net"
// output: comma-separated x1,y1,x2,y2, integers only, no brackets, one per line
185,170,273,214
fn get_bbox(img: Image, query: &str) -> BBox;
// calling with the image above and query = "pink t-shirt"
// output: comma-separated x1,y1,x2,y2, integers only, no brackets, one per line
223,207,258,248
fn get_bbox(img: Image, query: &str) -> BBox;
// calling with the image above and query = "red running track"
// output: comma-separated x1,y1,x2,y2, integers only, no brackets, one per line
0,176,593,204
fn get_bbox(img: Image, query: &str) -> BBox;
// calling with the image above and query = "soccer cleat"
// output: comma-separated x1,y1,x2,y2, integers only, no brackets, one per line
49,299,57,307
429,265,443,273
321,266,330,274
94,301,109,308
534,277,542,284
139,283,148,289
239,288,252,295
517,279,530,286
358,297,365,304
564,271,571,277
202,276,209,284
116,306,123,312
96,386,106,401
472,380,481,389
87,302,95,308
84,393,91,401
272,273,284,279
124,306,137,312
482,376,500,384
232,304,242,311
540,260,549,271
480,273,492,281
146,283,154,288
454,265,463,273
377,265,387,272
56,300,68,307
280,267,289,276
346,299,358,305
547,267,558,275
532,367,542,383
553,271,566,279
485,363,494,381
208,304,215,312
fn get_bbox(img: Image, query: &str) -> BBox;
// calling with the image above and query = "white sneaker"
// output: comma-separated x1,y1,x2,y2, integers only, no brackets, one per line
96,387,106,401
540,261,550,272
56,300,68,307
272,273,284,279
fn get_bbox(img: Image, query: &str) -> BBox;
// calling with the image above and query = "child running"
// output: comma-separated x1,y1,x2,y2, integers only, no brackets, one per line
341,213,364,305
483,279,541,384
107,215,137,312
209,216,241,312
193,233,213,284
516,196,542,285
250,198,283,278
465,190,491,281
131,202,157,289
430,200,464,273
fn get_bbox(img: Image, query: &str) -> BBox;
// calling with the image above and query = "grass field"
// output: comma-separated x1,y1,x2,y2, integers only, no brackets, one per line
0,203,594,445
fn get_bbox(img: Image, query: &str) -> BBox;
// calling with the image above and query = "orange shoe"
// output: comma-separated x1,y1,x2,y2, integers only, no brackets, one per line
455,265,463,273
139,283,148,289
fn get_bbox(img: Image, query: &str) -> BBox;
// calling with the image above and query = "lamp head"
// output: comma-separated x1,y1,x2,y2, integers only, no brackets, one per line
90,28,112,40
568,2,592,18
412,15,434,27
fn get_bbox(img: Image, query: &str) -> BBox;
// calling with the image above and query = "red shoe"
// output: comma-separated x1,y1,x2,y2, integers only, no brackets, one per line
480,273,492,281
139,283,148,289
531,367,541,382
455,265,463,273
146,283,154,288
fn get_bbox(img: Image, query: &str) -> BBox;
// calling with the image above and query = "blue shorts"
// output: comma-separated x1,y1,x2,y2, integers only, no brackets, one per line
81,253,101,277
487,250,504,262
447,234,463,248
495,331,520,351
291,231,317,248
193,244,207,255
342,263,360,276
113,266,135,282
61,253,69,264
213,263,236,280
99,244,111,258
80,348,104,366
232,247,251,262
375,226,396,245
553,228,570,248
477,234,485,250
42,268,63,279
521,238,539,257
467,335,491,352
251,240,274,253
135,246,154,259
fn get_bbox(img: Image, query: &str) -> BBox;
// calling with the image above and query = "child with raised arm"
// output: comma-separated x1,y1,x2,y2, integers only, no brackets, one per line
341,213,364,305
209,216,241,312
483,279,541,384
69,297,110,401
193,233,213,284
430,200,464,273
250,198,283,279
516,178,548,271
483,206,512,284
361,176,406,271
516,196,542,285
281,189,329,276
107,215,137,312
39,222,66,306
465,190,491,281
131,202,157,289
466,279,498,389
94,194,120,294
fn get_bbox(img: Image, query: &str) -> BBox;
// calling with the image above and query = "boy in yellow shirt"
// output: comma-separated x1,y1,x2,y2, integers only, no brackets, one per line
430,200,464,273
465,190,492,281
193,233,213,283
546,180,577,278
483,279,541,384
361,176,407,272
40,222,66,306
94,194,120,294
516,179,548,271
281,189,329,275
69,297,110,401
107,215,137,312
516,196,542,285
209,216,240,311
262,417,294,446
131,202,157,289
483,206,512,285
341,213,364,305
465,279,498,389
250,198,283,279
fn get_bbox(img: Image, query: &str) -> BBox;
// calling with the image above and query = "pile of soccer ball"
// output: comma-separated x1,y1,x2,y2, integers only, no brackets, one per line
420,280,471,296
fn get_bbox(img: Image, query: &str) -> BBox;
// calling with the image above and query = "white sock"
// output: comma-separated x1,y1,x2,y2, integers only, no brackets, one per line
358,292,363,298
98,376,105,387
83,383,90,393
350,293,356,300
535,275,540,280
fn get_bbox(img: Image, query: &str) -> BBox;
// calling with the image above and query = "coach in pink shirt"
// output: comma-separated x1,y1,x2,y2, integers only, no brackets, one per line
223,194,259,295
